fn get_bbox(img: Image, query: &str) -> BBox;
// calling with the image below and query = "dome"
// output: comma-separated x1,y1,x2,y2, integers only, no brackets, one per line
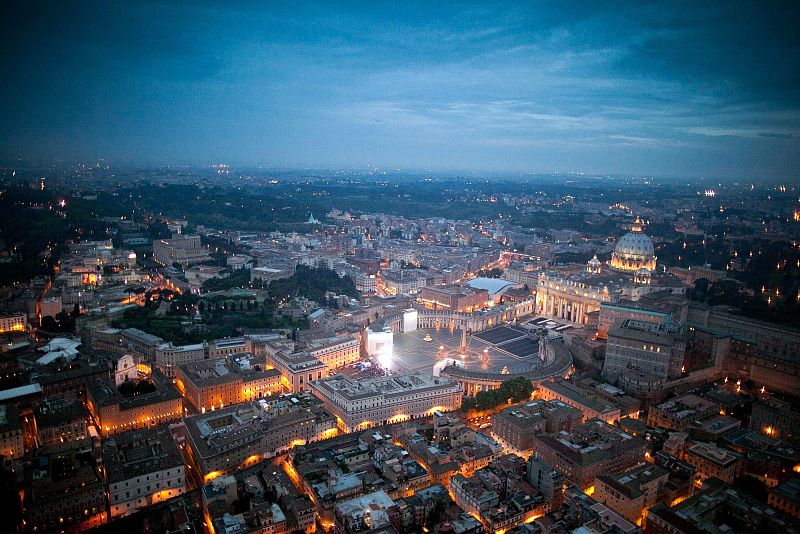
634,266,652,284
615,232,655,259
610,220,656,272
586,254,602,274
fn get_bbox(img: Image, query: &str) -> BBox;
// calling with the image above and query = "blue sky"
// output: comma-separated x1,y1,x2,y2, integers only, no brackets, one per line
1,1,798,179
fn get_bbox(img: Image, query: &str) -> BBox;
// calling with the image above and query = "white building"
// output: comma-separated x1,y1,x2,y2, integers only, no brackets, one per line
268,351,327,393
308,372,462,432
355,273,377,294
465,277,521,305
250,266,293,283
335,490,395,533
402,309,418,333
152,235,208,267
226,254,254,270
365,324,393,368
114,354,138,386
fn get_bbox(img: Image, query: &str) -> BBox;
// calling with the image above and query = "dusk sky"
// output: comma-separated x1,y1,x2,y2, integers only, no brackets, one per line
1,1,798,179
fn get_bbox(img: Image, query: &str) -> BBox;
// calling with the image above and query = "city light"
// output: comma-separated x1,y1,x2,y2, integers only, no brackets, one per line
4,7,799,532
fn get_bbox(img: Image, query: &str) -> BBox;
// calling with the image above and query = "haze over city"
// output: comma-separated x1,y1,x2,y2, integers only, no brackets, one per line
2,1,799,178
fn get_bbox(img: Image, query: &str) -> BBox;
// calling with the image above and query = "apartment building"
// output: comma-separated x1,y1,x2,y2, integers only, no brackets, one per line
538,379,621,424
103,426,186,517
531,419,646,489
175,355,282,412
492,400,582,452
304,334,361,371
184,393,336,480
152,235,208,267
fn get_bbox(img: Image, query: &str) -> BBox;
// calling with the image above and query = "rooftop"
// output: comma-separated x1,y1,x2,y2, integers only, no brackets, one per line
771,476,800,504
494,399,581,427
335,489,395,521
653,393,719,419
184,392,332,460
87,371,180,409
102,425,184,483
0,383,43,402
34,396,86,428
686,443,738,467
540,379,617,415
311,372,457,401
464,277,518,295
533,419,644,467
649,478,800,533
610,318,687,343
177,355,280,388
596,463,668,500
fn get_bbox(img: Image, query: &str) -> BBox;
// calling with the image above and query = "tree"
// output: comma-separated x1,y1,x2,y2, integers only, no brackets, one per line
477,267,503,278
461,376,533,412
147,221,171,240
692,278,710,302
267,265,359,303
41,315,58,332
708,279,744,307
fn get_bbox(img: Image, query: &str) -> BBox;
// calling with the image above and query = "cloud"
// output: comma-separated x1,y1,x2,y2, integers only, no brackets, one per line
679,127,798,139
0,1,798,178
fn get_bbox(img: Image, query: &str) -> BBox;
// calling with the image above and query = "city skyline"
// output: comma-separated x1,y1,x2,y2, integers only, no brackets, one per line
1,2,799,179
3,4,800,533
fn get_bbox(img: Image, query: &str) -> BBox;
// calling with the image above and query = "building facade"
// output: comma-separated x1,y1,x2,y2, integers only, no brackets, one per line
0,313,26,333
594,463,668,524
184,394,336,480
492,400,582,452
684,443,739,484
530,419,646,489
602,319,687,384
86,372,183,436
305,335,361,371
25,443,106,532
33,395,89,448
538,379,621,424
308,372,462,432
152,235,208,267
418,286,490,312
103,426,186,517
155,342,206,378
0,404,24,463
175,355,283,412
535,270,618,325
267,350,327,393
